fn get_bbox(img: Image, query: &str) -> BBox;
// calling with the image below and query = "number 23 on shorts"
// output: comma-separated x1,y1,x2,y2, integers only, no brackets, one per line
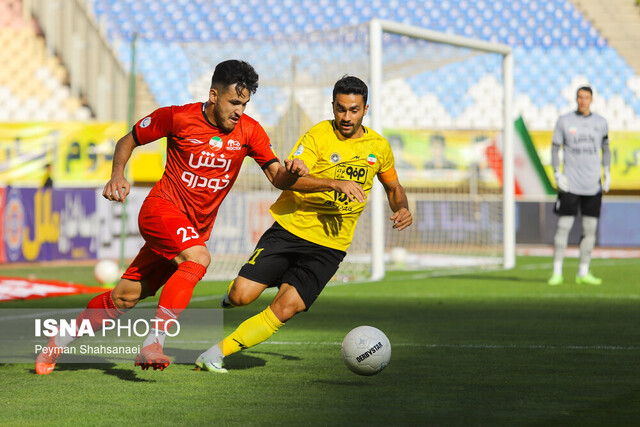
177,226,199,243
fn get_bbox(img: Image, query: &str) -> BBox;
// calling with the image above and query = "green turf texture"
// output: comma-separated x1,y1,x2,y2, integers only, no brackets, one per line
1,256,640,425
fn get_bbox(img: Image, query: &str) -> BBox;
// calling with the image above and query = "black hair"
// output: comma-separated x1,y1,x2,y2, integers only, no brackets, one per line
577,86,593,96
211,60,259,96
332,75,368,105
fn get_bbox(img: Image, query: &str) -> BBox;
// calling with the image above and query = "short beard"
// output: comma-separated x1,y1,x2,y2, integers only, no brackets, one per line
338,122,360,139
213,110,235,133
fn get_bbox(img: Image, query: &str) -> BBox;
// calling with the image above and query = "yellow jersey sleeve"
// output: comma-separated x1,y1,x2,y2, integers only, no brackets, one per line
288,132,319,170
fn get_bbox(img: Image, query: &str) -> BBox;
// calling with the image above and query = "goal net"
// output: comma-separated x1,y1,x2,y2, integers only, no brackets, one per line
174,20,514,281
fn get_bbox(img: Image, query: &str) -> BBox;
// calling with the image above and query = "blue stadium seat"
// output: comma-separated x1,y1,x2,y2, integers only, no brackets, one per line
86,0,638,126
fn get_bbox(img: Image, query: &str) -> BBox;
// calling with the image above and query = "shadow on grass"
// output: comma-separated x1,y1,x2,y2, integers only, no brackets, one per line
222,352,267,370
29,361,155,382
443,274,542,283
246,350,302,362
220,350,303,371
314,379,369,386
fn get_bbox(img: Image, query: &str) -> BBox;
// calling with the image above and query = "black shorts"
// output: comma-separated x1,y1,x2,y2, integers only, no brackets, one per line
237,222,346,310
553,192,602,217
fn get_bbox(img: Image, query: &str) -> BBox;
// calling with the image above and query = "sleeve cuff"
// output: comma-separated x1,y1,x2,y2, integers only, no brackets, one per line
261,158,279,170
131,126,141,146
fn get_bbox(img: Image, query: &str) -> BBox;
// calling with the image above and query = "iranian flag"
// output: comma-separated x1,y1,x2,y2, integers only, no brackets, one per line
486,116,555,196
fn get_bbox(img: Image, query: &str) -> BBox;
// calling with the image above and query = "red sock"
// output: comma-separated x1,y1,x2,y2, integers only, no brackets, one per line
75,291,126,336
154,261,206,332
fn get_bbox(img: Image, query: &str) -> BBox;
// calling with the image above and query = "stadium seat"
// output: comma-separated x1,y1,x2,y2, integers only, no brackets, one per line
0,3,90,122
45,0,634,130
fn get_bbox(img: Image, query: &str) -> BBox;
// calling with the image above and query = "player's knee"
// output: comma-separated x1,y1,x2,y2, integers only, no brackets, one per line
582,216,598,235
228,287,253,307
177,246,211,268
188,250,210,268
556,216,575,232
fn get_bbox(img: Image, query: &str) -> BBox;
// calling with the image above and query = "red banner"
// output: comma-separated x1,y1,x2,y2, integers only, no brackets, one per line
0,277,107,302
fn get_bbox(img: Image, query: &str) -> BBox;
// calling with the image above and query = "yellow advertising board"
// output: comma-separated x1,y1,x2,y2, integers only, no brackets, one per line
0,123,165,186
384,129,501,188
1,123,638,190
529,131,640,191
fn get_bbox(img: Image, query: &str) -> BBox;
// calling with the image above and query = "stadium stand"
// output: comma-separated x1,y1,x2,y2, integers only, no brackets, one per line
0,0,92,121
573,0,640,74
4,0,639,130
80,0,640,130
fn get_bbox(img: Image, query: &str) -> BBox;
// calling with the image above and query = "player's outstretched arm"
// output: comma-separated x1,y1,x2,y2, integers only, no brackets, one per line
264,158,309,190
264,160,365,201
102,132,136,203
288,177,366,202
382,178,412,231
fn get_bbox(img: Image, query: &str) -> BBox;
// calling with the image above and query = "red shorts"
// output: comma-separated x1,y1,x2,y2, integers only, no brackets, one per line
121,196,208,294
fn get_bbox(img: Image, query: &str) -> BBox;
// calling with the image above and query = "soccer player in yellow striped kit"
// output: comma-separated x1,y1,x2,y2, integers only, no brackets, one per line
195,75,412,372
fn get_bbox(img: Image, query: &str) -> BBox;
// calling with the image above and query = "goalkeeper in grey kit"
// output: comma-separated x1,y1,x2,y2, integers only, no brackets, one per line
548,86,611,286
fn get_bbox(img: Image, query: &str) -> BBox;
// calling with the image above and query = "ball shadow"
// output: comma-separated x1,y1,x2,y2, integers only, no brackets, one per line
221,352,267,370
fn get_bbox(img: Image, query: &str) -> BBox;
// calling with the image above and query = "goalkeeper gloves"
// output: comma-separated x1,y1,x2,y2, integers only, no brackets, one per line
554,172,569,192
603,170,611,193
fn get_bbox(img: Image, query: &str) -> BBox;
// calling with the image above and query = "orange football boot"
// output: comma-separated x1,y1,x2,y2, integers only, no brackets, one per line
134,342,171,371
35,338,64,375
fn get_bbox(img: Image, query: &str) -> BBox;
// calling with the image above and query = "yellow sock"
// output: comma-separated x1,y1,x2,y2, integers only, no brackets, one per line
224,280,236,307
220,306,284,356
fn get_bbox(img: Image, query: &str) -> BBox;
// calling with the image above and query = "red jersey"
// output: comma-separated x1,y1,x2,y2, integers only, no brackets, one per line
132,102,278,239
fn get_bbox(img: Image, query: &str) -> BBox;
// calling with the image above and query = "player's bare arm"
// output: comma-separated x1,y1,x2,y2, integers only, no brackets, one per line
102,132,136,203
264,160,364,201
284,158,308,176
382,179,412,230
289,176,366,203
264,158,309,190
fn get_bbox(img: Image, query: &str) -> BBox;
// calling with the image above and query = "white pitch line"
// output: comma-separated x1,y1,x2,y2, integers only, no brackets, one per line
261,341,640,351
389,258,639,282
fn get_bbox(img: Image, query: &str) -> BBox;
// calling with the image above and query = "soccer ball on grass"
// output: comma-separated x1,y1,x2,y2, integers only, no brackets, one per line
341,326,391,376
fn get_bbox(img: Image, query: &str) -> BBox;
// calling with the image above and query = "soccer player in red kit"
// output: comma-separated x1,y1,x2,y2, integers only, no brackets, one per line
35,60,314,374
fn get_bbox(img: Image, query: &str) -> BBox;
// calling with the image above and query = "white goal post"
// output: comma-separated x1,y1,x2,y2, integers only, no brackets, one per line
162,19,515,281
368,19,515,280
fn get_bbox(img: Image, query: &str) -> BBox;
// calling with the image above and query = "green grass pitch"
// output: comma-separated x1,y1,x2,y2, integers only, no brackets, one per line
1,256,640,425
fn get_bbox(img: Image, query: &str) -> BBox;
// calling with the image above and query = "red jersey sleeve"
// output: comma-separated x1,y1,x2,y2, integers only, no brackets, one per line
247,122,278,169
132,106,174,146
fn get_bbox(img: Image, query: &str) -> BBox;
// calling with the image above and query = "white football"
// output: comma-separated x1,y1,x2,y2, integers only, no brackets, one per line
390,246,408,266
94,260,120,285
341,326,391,376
